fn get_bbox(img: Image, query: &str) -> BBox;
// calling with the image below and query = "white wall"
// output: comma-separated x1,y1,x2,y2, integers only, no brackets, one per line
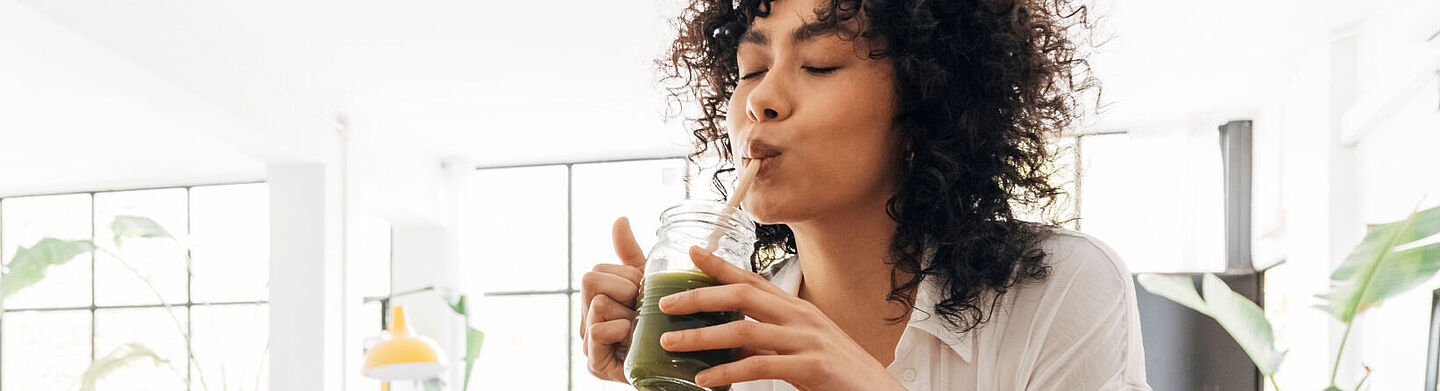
1346,3,1440,388
1260,1,1439,389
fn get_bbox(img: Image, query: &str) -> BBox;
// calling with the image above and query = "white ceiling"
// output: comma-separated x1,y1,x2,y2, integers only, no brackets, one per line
0,48,262,196
0,2,262,197
126,0,697,165
0,0,1412,194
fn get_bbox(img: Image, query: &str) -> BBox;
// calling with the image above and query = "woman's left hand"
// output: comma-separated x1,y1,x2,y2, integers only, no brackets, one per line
658,246,908,391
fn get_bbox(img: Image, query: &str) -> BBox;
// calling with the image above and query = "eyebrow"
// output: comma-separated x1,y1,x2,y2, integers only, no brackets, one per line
739,20,845,46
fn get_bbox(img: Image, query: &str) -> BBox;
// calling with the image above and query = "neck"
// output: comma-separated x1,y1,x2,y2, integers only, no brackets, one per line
788,197,914,365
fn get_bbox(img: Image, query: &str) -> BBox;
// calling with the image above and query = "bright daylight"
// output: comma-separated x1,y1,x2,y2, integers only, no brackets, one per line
0,0,1436,390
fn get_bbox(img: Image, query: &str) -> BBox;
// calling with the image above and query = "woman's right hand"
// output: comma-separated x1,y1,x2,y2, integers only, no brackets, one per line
579,217,647,383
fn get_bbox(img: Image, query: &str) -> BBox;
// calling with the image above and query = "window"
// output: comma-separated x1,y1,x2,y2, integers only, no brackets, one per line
457,137,1219,389
1072,130,1227,273
462,158,687,391
0,183,270,391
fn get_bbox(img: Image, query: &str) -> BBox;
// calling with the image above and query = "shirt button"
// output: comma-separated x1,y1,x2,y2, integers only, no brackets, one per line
901,368,917,382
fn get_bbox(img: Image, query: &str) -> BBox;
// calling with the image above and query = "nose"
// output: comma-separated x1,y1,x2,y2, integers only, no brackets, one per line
745,72,792,123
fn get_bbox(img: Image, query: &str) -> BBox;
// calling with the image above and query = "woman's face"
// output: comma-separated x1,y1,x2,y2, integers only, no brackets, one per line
727,0,900,225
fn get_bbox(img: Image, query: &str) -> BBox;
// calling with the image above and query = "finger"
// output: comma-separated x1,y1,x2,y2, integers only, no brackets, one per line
660,319,809,354
688,246,788,297
579,270,641,338
579,264,642,336
586,318,631,378
587,294,637,328
592,263,642,285
736,346,778,359
613,217,647,268
659,283,792,324
587,318,632,347
694,355,816,388
581,271,640,305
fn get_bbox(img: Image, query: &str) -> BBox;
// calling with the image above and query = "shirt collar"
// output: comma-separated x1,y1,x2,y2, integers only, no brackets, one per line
760,255,973,363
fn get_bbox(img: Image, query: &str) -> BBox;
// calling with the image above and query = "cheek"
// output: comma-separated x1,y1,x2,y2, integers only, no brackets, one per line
814,90,897,168
803,84,900,192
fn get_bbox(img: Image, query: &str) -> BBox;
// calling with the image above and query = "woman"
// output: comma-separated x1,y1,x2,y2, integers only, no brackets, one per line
580,0,1150,389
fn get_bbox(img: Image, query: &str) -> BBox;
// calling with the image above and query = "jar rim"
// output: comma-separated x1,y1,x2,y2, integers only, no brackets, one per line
658,200,756,234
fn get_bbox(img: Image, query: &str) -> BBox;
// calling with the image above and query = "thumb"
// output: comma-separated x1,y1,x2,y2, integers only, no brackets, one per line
612,217,647,268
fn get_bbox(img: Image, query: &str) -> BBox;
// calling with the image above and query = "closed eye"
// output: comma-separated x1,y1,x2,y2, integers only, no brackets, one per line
803,66,839,75
740,70,767,80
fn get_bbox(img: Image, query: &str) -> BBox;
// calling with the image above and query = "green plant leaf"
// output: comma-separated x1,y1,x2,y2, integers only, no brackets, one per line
1136,274,1210,316
1136,273,1285,376
0,238,95,301
1316,205,1440,322
448,295,468,316
1201,274,1285,376
79,343,167,391
445,295,485,391
462,326,485,390
111,215,176,247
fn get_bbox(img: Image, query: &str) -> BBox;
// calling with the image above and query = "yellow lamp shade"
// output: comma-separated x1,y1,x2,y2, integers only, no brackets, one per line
362,306,445,381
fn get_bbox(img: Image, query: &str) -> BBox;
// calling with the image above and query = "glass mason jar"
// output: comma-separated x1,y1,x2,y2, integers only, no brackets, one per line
625,200,757,391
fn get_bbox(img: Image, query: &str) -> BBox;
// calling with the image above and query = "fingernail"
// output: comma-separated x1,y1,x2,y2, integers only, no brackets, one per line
658,296,674,310
694,372,711,386
661,331,677,346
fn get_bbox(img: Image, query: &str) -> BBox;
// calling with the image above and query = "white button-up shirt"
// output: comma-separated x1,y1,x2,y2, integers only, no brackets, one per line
731,229,1152,390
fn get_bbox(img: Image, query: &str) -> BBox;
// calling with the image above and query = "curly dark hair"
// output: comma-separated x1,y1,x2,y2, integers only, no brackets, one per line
661,0,1095,333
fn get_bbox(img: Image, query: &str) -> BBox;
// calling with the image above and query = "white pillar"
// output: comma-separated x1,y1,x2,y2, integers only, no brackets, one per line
268,162,344,391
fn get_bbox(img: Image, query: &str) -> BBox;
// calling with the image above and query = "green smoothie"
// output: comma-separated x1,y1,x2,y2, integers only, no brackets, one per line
625,269,741,391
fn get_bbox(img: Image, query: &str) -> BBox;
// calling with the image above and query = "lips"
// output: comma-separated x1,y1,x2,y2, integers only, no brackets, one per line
741,140,782,178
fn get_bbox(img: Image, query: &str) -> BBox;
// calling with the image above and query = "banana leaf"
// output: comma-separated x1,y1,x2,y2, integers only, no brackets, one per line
0,238,95,302
78,343,167,391
1315,205,1440,323
1137,273,1286,376
111,215,177,247
447,295,485,391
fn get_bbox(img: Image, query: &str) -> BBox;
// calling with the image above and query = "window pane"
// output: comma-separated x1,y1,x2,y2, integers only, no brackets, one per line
1078,132,1225,273
94,307,189,391
464,166,568,293
1015,137,1079,230
572,159,687,283
191,304,269,391
685,155,729,203
1,310,91,391
471,294,568,391
190,184,269,302
94,189,188,306
1,194,92,308
571,294,636,391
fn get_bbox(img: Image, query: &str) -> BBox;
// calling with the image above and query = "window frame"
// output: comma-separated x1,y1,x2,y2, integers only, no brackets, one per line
473,155,687,391
0,181,270,391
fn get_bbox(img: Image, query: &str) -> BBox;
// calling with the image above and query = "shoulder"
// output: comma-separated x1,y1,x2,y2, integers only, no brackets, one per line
1009,229,1151,389
1032,228,1134,297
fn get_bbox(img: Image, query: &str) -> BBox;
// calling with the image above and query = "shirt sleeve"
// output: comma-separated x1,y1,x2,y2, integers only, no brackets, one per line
1022,235,1152,391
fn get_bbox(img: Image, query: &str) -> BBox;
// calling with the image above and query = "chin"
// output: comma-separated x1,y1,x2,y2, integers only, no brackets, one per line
740,190,798,225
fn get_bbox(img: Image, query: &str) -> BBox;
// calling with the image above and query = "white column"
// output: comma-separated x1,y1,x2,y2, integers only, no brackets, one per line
268,162,345,391
1325,29,1363,388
